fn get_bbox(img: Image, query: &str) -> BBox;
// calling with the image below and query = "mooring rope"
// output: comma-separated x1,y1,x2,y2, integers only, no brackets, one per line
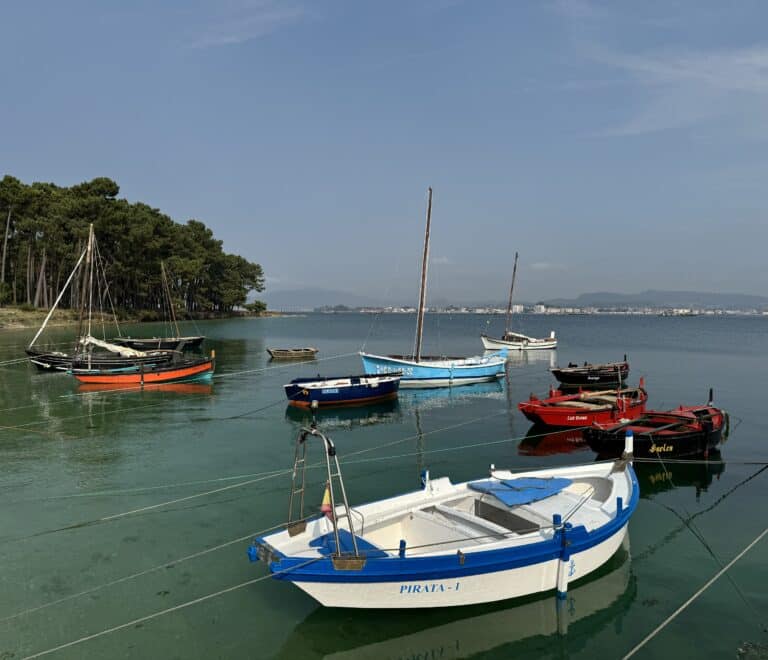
622,526,768,659
19,556,323,660
0,508,324,626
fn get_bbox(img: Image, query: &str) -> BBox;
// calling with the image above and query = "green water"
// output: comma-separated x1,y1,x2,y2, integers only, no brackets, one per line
0,314,766,659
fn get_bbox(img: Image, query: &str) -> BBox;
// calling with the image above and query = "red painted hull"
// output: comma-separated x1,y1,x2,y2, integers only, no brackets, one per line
77,381,214,395
73,358,214,384
518,386,647,427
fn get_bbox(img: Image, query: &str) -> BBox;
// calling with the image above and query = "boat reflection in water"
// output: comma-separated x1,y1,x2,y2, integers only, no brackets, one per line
277,536,633,660
284,399,402,431
76,381,214,395
487,349,557,369
518,425,590,456
631,448,726,500
397,379,504,412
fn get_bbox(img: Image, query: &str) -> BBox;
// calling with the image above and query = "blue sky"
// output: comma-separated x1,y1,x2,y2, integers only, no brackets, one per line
2,0,768,304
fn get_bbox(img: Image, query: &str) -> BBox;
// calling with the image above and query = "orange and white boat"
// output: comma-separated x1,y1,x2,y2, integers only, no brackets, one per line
71,353,215,386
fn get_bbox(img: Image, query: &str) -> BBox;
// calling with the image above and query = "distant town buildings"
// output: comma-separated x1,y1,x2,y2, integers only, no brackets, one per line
313,303,767,316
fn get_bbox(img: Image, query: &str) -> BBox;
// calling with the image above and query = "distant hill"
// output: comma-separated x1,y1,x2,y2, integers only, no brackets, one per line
543,290,768,309
262,288,383,311
263,287,768,311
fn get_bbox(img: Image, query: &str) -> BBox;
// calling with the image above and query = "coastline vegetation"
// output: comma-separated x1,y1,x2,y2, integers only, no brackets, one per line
0,175,265,318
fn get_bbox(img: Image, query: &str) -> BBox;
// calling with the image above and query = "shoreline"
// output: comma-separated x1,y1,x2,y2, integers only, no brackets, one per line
0,307,283,330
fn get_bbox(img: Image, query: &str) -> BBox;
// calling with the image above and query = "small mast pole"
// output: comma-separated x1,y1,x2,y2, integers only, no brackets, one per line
504,252,519,337
161,262,180,338
413,187,432,363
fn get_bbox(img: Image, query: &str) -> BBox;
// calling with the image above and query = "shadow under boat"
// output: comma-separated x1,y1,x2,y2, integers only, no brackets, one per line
630,447,726,499
284,398,402,431
518,425,590,457
485,349,557,369
396,379,505,411
275,535,634,660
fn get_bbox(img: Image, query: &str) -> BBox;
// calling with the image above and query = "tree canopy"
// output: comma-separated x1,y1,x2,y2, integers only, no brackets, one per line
0,175,264,315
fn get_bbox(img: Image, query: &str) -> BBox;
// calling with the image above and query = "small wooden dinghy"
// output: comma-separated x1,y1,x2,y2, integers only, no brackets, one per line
285,374,401,408
518,382,647,428
248,427,638,609
267,347,319,360
551,356,629,386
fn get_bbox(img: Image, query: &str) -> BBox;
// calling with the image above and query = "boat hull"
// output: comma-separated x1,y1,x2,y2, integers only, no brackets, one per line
480,334,557,351
551,363,629,386
72,357,214,385
360,352,506,388
291,525,628,609
584,405,725,458
518,388,647,428
26,348,175,372
268,348,318,360
285,375,400,408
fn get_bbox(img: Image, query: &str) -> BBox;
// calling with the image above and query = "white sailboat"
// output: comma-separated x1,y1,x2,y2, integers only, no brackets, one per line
480,252,557,351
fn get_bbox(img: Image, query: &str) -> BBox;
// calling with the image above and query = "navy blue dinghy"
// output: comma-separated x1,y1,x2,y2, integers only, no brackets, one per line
284,373,401,408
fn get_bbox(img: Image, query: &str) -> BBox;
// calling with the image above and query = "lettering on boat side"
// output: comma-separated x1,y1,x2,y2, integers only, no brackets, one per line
566,415,588,421
321,388,339,394
399,582,461,594
568,559,576,577
649,443,674,453
376,365,415,376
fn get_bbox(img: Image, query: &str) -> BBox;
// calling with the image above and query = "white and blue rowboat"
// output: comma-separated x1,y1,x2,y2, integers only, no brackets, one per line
359,350,508,388
285,374,401,408
248,427,638,609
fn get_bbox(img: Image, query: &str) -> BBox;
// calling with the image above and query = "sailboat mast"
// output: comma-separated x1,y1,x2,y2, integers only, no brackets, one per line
161,262,180,337
504,252,519,336
414,187,432,362
75,224,94,343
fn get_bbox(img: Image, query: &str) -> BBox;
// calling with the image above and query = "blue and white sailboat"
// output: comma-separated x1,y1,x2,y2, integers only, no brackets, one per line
360,188,507,388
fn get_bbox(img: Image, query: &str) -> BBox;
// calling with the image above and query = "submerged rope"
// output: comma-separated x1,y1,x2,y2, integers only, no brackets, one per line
20,557,322,660
623,526,768,659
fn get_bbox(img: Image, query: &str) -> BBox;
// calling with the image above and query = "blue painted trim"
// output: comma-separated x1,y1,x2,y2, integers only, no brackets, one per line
254,465,639,584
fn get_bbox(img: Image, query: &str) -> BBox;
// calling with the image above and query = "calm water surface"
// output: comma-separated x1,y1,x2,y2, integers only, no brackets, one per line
0,313,766,659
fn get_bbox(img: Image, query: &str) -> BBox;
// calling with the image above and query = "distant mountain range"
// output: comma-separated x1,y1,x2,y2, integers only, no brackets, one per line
263,287,768,310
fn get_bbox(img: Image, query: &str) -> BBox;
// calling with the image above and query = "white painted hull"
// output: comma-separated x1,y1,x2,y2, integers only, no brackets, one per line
294,523,627,609
481,334,557,351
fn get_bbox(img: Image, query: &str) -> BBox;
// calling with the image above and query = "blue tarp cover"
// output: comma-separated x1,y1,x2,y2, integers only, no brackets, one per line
309,528,389,558
469,477,573,506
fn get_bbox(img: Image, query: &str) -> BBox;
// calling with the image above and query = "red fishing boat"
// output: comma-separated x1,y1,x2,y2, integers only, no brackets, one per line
71,353,215,386
584,391,726,458
518,380,647,428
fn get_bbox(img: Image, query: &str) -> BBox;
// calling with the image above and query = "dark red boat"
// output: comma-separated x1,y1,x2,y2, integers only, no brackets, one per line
584,394,726,459
550,356,629,386
518,381,647,428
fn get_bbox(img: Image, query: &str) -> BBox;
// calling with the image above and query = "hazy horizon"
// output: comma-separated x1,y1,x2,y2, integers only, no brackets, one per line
3,1,768,301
